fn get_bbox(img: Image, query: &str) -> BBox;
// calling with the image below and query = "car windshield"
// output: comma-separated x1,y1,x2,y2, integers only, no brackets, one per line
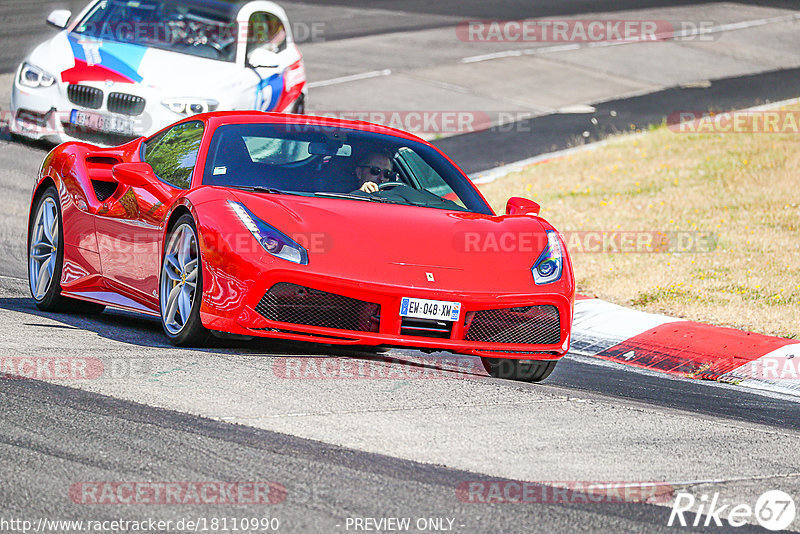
72,0,239,62
203,123,493,214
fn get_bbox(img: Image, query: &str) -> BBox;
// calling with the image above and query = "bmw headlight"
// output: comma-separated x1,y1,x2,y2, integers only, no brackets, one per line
19,63,55,88
162,98,219,116
229,201,308,265
532,230,563,285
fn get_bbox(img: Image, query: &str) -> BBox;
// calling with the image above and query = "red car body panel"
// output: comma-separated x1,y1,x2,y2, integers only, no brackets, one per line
30,112,575,359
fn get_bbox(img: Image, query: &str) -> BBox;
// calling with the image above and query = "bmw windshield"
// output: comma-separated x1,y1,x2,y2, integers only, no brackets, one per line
72,0,239,62
202,123,493,214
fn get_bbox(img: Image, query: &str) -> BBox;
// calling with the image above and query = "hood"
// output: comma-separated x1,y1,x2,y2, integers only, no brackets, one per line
230,192,554,293
30,32,251,95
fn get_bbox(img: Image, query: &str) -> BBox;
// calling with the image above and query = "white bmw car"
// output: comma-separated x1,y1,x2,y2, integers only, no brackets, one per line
10,0,307,145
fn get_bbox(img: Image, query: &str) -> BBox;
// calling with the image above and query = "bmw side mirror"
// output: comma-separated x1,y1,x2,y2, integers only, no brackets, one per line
506,197,541,216
247,48,280,69
46,9,71,29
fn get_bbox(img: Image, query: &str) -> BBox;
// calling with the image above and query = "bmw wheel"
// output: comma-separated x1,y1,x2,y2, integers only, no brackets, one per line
481,357,557,383
160,214,211,346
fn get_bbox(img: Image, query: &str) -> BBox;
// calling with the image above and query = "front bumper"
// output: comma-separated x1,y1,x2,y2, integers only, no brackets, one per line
9,75,301,146
11,78,175,145
200,270,574,360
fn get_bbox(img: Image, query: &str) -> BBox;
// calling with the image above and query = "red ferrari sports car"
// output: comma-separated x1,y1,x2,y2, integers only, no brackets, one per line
27,112,574,382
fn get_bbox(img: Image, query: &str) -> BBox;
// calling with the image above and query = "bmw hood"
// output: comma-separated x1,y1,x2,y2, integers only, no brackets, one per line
229,192,556,293
28,32,251,96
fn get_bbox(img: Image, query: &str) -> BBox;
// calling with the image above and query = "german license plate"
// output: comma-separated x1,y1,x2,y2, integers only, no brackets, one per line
400,297,461,321
70,109,135,135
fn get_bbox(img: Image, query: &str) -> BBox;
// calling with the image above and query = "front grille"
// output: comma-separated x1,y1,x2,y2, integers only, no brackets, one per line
255,283,380,332
91,180,118,201
67,84,103,109
400,317,453,339
107,93,145,116
465,305,560,345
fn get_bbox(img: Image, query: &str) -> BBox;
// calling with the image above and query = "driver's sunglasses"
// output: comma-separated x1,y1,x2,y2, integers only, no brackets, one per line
360,166,398,180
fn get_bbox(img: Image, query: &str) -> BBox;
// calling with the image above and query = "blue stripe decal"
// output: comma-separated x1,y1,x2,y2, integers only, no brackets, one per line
255,72,285,111
67,34,146,83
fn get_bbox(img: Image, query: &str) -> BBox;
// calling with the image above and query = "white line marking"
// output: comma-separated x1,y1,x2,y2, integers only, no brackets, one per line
0,274,25,282
461,14,800,64
308,69,392,89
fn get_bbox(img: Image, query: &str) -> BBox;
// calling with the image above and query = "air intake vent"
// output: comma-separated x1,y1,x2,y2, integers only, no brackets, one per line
465,306,561,345
400,317,453,338
67,85,103,109
91,180,118,201
107,93,146,116
256,283,381,332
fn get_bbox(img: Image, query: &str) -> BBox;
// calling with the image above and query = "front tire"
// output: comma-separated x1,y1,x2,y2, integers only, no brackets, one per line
481,357,558,383
28,187,104,314
160,214,211,346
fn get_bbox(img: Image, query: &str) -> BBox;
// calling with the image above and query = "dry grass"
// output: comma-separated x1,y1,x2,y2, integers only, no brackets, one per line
478,111,800,339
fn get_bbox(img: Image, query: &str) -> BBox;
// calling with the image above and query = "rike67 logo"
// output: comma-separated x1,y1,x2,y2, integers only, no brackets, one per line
668,490,796,531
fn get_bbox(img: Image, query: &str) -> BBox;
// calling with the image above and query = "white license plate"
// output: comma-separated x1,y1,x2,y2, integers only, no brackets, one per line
400,297,461,322
70,109,135,135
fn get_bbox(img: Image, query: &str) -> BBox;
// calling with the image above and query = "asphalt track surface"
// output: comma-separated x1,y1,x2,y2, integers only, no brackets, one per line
1,1,800,533
0,374,780,534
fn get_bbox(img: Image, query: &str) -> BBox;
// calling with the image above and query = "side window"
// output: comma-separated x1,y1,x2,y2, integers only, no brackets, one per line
143,121,204,189
246,12,287,59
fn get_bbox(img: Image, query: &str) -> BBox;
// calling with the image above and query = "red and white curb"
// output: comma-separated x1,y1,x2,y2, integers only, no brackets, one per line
571,298,800,397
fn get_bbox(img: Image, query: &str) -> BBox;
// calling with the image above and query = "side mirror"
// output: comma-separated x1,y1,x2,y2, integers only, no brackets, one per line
506,197,541,216
47,9,71,29
247,48,280,69
112,162,156,188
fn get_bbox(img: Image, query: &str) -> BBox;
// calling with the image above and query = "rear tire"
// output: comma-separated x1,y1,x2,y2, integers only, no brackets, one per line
481,357,558,383
160,214,211,347
28,186,105,314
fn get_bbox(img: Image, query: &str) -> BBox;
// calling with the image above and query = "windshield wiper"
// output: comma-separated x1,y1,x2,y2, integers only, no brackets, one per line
229,186,304,196
314,192,400,204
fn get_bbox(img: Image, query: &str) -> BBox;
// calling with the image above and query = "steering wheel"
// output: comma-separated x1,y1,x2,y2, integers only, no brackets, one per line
378,181,404,191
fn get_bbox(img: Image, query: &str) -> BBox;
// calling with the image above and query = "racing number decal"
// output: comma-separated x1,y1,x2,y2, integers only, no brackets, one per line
255,72,285,111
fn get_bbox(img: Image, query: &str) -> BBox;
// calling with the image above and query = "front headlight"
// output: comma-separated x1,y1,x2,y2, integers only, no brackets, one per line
229,201,308,265
19,63,55,88
162,98,219,116
532,230,563,285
